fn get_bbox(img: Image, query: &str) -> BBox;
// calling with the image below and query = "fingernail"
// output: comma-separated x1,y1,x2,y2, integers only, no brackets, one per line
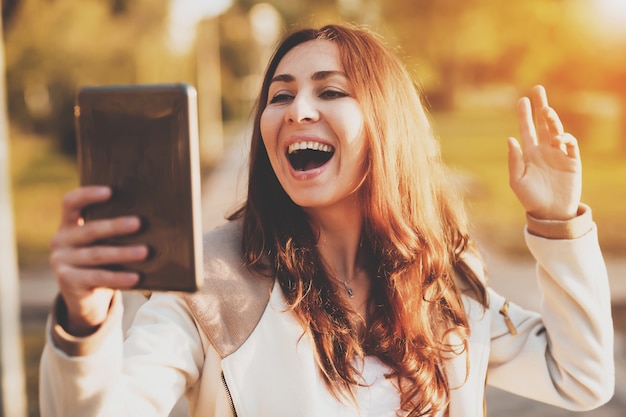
120,217,140,230
94,186,111,197
130,246,148,257
123,273,140,284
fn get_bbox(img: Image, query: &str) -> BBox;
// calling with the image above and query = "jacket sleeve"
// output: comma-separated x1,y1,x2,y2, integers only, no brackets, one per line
39,291,205,417
487,205,615,411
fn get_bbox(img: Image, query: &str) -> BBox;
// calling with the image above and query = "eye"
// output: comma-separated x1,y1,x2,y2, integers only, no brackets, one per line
320,89,348,100
269,93,293,104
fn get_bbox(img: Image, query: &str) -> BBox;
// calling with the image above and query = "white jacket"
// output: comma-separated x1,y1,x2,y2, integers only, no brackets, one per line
39,205,615,416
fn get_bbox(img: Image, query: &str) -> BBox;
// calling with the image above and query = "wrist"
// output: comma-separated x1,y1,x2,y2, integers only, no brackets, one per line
65,320,102,337
58,295,112,337
526,204,592,239
50,292,122,356
527,204,579,222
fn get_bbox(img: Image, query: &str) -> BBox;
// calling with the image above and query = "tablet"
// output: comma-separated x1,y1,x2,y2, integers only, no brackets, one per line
74,84,203,292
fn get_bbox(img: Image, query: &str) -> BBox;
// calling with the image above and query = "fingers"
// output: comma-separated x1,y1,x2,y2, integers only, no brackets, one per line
50,242,147,289
52,186,147,332
60,186,111,226
531,85,548,108
517,97,537,149
51,215,142,249
507,137,525,184
56,265,141,291
518,85,573,154
50,244,148,269
551,133,580,160
531,85,550,142
51,186,148,294
538,95,581,159
53,186,143,249
541,106,565,137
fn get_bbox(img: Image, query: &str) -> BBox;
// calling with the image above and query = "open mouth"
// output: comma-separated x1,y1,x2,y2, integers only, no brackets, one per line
287,141,335,172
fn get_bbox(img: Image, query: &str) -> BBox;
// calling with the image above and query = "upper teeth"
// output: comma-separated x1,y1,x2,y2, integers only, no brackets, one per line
287,141,333,154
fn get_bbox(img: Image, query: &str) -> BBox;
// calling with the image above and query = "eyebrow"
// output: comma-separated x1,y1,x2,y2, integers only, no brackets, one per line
269,70,347,84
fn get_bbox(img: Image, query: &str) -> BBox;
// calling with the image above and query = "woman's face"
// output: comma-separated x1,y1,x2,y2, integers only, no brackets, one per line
260,39,367,212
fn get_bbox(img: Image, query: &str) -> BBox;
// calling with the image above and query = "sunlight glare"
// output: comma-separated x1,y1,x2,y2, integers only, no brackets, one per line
168,0,233,53
593,0,626,37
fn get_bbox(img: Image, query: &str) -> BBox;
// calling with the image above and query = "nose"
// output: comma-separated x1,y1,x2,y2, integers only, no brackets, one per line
285,93,319,124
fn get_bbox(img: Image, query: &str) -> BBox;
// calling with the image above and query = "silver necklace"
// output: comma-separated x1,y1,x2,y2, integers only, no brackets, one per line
331,238,365,299
340,277,356,299
335,268,361,299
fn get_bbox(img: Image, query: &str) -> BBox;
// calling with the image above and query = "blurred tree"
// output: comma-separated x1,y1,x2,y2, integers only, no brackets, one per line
1,0,20,26
3,0,173,155
238,0,343,28
5,0,625,152
216,4,255,120
226,0,590,109
378,0,578,108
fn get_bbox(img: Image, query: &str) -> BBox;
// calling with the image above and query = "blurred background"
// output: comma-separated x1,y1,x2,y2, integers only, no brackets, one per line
1,0,625,416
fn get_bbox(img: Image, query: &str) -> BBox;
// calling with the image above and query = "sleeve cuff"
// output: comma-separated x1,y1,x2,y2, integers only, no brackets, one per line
50,291,123,357
525,203,593,240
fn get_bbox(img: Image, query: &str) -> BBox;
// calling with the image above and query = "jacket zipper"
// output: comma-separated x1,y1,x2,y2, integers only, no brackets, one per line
221,371,238,417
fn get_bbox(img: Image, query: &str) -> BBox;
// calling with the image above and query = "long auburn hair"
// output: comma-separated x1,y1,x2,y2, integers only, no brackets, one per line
229,24,488,416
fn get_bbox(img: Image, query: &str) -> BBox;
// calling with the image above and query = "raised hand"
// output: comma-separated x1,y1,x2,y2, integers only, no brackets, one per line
49,186,148,336
507,85,582,220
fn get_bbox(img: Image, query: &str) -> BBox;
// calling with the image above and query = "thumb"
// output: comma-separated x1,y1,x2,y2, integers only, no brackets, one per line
507,137,524,186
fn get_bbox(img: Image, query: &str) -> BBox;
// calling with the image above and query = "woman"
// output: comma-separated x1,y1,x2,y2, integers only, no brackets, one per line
40,24,614,417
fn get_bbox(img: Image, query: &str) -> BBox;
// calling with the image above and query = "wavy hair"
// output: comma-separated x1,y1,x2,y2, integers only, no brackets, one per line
229,24,488,416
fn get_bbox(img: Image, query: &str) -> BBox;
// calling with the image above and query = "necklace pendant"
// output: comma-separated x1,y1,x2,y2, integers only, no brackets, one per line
345,286,354,299
338,276,357,299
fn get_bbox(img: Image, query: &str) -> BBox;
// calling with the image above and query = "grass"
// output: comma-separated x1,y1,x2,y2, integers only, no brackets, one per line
9,127,78,267
432,108,525,253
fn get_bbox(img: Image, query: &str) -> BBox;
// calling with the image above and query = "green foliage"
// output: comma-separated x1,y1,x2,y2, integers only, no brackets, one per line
4,0,174,155
376,0,626,107
226,1,595,110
